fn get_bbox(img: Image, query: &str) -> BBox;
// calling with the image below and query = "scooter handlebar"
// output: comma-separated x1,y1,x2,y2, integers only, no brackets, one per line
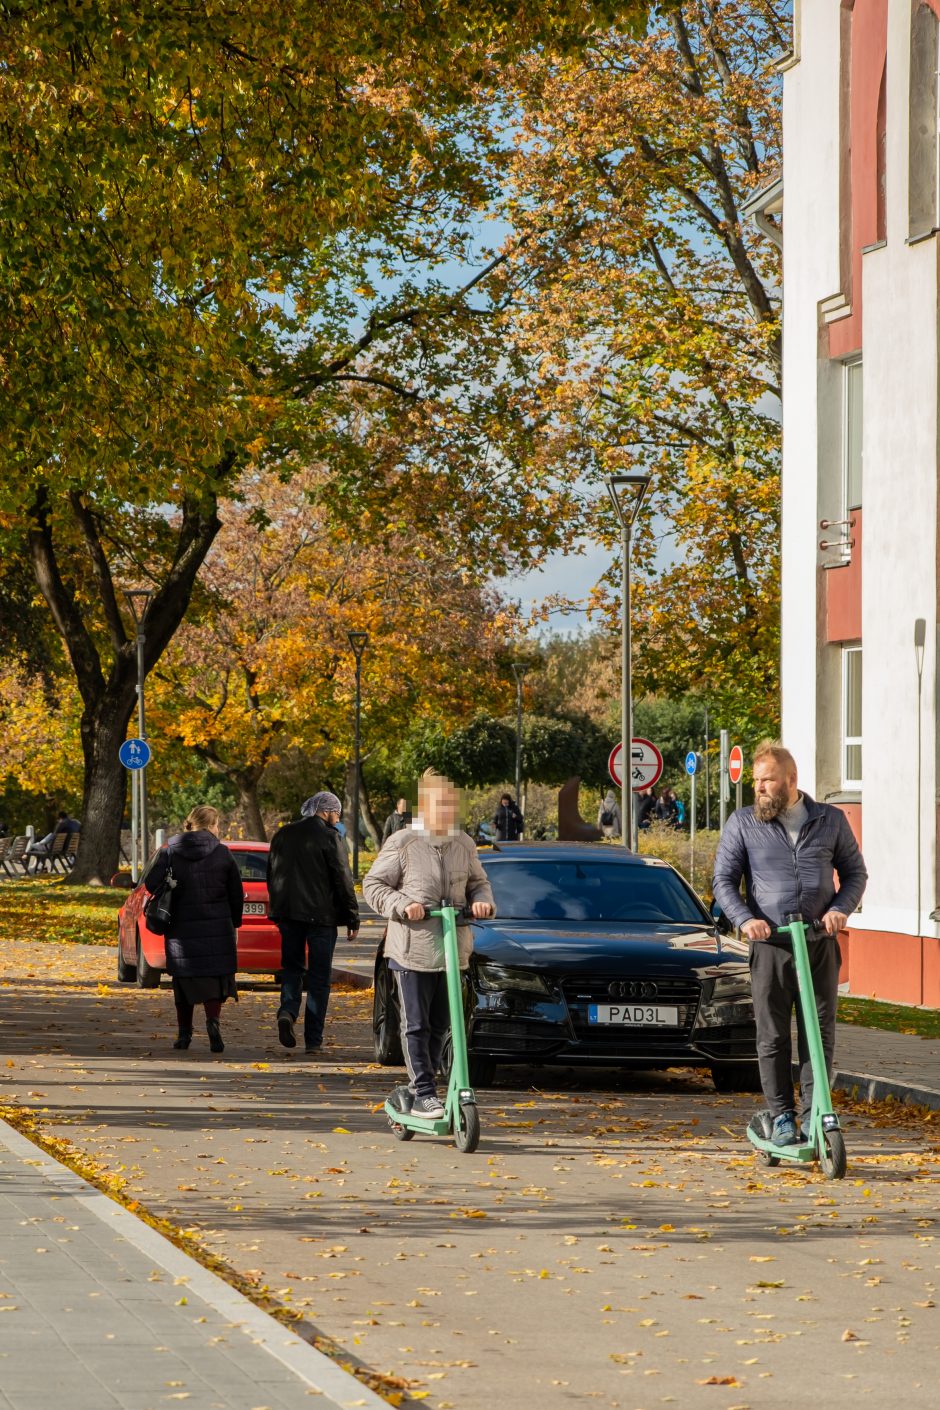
775,918,825,937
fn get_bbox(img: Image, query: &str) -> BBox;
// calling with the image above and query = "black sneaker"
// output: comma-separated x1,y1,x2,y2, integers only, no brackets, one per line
412,1095,445,1120
304,1042,322,1056
278,1013,297,1049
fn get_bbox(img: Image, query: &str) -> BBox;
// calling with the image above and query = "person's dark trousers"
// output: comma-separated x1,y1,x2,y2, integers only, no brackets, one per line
749,935,842,1118
277,922,338,1046
393,968,450,1099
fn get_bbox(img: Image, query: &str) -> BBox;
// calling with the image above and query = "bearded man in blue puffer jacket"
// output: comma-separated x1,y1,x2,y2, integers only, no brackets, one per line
713,740,868,1147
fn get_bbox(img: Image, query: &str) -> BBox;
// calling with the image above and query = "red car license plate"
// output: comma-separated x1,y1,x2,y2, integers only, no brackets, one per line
244,902,266,916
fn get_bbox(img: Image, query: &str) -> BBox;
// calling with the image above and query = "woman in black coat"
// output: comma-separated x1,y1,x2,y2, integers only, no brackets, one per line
146,805,243,1053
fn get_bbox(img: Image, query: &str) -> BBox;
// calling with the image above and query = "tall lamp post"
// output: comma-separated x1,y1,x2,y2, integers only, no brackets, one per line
347,631,368,880
510,661,529,820
606,473,652,852
125,589,153,877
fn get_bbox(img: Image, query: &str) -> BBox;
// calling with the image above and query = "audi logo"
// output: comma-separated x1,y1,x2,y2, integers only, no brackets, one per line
607,979,658,1000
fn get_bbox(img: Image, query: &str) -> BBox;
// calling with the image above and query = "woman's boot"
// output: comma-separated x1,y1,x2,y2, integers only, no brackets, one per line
173,1029,192,1050
206,1018,224,1053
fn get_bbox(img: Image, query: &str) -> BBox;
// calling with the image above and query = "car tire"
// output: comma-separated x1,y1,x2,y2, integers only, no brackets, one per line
135,931,162,989
710,1061,763,1094
116,928,136,983
467,1055,497,1088
372,959,404,1065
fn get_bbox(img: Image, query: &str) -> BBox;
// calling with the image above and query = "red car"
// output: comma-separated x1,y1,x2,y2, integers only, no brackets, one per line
115,840,281,987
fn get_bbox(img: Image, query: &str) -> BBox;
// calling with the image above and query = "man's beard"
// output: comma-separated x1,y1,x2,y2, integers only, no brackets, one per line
754,793,788,821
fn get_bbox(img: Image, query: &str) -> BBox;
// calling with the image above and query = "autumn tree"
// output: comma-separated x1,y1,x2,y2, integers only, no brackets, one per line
149,472,517,838
488,0,786,735
0,1,652,881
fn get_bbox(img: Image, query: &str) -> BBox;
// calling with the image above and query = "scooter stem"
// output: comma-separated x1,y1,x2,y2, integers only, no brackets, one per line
431,905,472,1102
782,913,835,1135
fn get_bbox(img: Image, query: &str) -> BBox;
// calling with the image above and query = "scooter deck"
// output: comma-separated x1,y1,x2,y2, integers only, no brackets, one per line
383,1100,451,1138
746,1131,818,1162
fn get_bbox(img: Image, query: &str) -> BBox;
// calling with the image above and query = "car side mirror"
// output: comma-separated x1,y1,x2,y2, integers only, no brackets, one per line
708,899,733,935
109,871,134,890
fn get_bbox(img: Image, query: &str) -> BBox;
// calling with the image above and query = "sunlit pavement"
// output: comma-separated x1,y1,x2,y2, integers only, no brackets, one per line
2,938,940,1409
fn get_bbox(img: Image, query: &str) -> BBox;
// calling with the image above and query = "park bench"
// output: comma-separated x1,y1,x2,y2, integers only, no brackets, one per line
62,832,80,870
2,836,28,876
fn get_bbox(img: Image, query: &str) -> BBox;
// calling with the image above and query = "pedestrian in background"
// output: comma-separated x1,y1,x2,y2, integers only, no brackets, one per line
24,810,81,872
267,792,359,1055
363,771,495,1120
382,797,412,845
655,787,679,827
637,788,657,831
712,740,867,1147
493,793,524,842
145,805,242,1054
597,791,621,839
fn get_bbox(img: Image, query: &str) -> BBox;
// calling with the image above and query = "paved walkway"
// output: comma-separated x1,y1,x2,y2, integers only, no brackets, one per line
834,1021,940,1105
0,1119,385,1410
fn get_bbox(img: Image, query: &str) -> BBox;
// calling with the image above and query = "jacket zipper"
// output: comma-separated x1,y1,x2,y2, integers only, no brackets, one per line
778,813,822,926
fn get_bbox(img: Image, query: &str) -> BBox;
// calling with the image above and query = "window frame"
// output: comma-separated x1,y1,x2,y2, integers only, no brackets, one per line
841,644,863,791
842,357,863,518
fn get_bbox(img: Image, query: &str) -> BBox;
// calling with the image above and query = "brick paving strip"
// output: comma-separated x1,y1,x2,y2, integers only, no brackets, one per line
0,1116,386,1410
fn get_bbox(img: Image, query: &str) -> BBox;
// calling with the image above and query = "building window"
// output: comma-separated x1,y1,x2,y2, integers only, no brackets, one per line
843,359,863,512
842,645,862,789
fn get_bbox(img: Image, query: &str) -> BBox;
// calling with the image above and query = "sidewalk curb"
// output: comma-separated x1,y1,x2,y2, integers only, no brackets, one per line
832,1068,940,1110
331,964,372,990
0,1116,388,1410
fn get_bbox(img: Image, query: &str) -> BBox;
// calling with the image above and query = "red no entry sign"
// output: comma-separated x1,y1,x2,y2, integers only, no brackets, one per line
609,739,664,792
728,744,744,786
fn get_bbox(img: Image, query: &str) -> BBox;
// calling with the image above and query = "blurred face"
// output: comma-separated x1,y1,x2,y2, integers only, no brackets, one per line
396,798,408,813
318,806,341,826
753,756,798,820
421,782,460,834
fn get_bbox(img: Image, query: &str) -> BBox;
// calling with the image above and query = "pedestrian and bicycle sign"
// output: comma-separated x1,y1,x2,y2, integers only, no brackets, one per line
609,739,664,792
119,738,151,770
685,750,700,776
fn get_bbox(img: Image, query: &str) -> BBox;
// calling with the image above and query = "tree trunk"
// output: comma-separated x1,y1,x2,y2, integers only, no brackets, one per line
342,758,382,849
236,777,267,842
359,768,382,848
72,688,136,883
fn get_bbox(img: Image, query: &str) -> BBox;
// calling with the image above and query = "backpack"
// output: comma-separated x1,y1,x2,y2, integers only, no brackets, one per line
600,809,614,828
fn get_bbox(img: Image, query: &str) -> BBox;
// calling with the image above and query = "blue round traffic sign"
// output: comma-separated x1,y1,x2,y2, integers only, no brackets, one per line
119,738,152,770
685,750,699,776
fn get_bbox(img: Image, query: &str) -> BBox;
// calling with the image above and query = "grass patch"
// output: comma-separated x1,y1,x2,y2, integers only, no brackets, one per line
0,878,122,947
839,994,940,1040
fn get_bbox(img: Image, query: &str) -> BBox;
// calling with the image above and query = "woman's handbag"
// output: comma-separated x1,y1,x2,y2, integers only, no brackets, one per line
143,855,178,935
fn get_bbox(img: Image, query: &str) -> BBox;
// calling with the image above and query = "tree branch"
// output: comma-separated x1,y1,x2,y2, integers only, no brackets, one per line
67,491,128,653
26,487,107,706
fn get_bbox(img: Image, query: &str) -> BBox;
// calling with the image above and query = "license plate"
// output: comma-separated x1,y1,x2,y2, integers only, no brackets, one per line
588,1004,679,1026
243,902,266,916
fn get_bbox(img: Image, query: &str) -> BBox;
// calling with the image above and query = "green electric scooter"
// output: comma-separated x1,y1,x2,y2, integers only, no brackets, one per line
746,913,847,1181
384,904,481,1154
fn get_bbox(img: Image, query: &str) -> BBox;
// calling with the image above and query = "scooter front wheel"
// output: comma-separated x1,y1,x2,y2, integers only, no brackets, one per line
819,1129,847,1180
453,1101,480,1154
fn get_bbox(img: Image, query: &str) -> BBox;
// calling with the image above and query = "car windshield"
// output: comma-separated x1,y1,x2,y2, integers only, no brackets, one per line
483,860,707,924
233,851,268,881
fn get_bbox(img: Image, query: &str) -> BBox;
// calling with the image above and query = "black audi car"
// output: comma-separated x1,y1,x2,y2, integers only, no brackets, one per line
371,843,759,1092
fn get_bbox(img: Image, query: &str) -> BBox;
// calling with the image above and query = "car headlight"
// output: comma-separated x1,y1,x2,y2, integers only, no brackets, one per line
711,971,752,1000
474,961,553,995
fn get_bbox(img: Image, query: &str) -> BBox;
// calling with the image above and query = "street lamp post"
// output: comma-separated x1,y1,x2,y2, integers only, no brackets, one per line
510,661,528,824
606,473,652,852
347,631,369,880
125,589,153,877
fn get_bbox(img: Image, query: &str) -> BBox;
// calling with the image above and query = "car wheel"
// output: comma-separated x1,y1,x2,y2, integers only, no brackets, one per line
468,1055,497,1088
372,959,403,1065
711,1061,763,1094
116,926,136,983
135,931,162,989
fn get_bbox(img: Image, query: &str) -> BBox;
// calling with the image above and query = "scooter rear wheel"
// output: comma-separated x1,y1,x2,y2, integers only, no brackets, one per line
819,1130,847,1180
453,1101,480,1154
758,1148,780,1167
389,1119,414,1141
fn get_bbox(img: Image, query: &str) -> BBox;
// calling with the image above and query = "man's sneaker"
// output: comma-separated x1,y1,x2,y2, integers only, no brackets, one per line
277,1013,297,1049
304,1042,322,1056
412,1095,445,1120
771,1110,799,1147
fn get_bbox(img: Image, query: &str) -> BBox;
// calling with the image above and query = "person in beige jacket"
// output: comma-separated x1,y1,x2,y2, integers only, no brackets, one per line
363,771,495,1120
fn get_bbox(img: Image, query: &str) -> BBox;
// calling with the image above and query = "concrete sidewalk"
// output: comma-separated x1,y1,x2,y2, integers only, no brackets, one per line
0,1119,386,1410
834,1020,940,1107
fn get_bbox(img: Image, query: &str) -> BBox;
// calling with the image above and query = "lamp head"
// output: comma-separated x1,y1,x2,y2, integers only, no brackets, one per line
606,473,652,530
347,630,368,661
124,588,153,627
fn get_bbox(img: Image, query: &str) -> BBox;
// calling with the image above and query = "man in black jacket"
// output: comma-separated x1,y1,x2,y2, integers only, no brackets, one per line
267,791,359,1054
381,797,412,845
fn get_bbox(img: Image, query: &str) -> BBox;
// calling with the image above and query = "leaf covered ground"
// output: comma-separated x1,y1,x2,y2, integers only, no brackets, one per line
0,878,123,947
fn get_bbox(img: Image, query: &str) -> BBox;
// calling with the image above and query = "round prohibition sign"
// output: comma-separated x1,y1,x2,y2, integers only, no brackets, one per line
608,738,664,792
728,744,744,786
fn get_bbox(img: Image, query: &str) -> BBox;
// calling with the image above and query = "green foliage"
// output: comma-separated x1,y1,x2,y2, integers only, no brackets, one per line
516,713,612,787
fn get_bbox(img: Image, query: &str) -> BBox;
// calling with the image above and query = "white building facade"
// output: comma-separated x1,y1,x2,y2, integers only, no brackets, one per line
781,0,940,1004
